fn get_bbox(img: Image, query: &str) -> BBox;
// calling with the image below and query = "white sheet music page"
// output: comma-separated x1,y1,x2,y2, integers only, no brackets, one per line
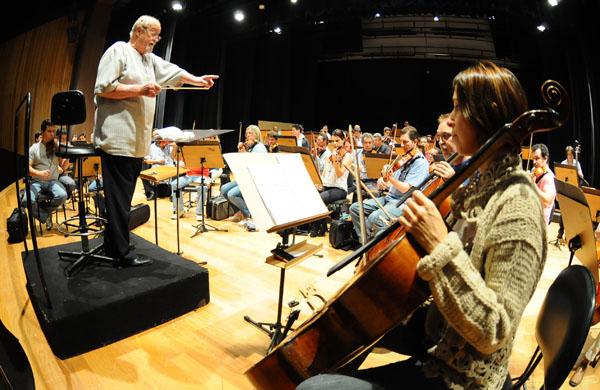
223,153,326,231
247,154,326,226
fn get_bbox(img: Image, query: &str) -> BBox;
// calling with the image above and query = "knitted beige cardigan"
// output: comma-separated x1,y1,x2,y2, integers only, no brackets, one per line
417,155,547,389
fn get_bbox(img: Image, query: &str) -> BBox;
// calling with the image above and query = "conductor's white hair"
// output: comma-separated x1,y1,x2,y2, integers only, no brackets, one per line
130,15,161,39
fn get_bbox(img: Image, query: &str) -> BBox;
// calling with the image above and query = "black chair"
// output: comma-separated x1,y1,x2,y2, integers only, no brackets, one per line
509,265,596,389
51,90,118,277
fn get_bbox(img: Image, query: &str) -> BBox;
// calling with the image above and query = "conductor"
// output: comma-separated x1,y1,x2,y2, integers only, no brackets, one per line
93,15,218,266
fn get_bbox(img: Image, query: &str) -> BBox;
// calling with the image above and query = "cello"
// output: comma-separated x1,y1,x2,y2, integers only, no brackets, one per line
245,80,569,389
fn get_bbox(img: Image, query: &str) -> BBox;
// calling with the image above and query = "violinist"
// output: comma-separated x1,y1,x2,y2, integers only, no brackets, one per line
373,133,391,154
222,125,267,225
26,119,70,230
530,143,556,225
382,126,395,147
265,130,279,153
299,61,547,390
292,123,310,150
348,126,429,244
308,129,352,237
311,134,330,174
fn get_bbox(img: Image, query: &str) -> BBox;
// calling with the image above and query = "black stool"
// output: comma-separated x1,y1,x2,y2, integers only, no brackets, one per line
51,90,118,277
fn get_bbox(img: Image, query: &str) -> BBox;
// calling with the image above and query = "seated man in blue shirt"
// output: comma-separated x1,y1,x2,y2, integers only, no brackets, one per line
350,126,429,243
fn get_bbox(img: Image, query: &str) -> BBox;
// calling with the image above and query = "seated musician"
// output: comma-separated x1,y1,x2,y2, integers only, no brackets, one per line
299,61,547,390
353,133,379,201
265,130,279,153
312,134,331,174
373,132,391,154
222,125,267,226
25,119,70,230
142,136,174,200
309,129,353,237
349,126,429,243
382,126,395,147
530,143,556,225
428,112,466,181
561,145,585,184
292,123,310,150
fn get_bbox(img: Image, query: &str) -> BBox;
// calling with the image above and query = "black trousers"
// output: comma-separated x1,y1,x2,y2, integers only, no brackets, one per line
99,150,142,259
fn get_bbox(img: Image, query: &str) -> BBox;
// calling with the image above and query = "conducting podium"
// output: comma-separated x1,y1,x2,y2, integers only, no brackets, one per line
224,152,329,352
139,165,184,245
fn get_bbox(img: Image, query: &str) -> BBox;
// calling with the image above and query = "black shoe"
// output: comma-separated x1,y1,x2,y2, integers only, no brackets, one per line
119,254,153,267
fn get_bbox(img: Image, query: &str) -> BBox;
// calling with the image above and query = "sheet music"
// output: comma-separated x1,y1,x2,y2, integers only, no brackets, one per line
223,153,327,231
247,160,325,226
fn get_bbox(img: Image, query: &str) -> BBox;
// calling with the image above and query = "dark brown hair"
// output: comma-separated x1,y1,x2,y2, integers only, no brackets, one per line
453,61,528,146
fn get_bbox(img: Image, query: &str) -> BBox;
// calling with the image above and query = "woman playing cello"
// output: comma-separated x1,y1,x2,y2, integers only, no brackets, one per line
299,61,548,389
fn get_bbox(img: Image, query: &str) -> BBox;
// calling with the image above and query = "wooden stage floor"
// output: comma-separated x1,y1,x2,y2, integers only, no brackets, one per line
0,180,598,389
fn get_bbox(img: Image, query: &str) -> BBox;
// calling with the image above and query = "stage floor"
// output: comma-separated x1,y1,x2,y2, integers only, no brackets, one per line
1,180,598,389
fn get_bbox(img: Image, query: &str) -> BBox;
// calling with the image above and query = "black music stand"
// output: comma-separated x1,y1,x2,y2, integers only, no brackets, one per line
555,179,599,285
181,141,228,237
172,129,234,254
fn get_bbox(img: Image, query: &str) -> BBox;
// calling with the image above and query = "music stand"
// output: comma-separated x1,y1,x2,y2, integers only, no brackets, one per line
224,152,328,352
582,186,600,224
181,141,228,237
276,136,297,147
172,129,234,254
555,179,599,286
277,145,322,186
364,152,398,179
555,163,579,186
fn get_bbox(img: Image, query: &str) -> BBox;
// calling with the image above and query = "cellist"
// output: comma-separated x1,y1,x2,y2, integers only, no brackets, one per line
299,61,547,390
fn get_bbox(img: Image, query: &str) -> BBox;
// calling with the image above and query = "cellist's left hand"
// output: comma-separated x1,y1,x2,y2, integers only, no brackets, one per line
399,190,448,254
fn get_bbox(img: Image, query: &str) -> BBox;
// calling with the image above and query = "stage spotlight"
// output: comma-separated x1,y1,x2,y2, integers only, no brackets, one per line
171,1,183,11
433,16,440,22
259,4,265,10
537,23,547,32
273,26,282,34
290,0,298,4
548,0,558,6
374,12,381,18
234,10,245,22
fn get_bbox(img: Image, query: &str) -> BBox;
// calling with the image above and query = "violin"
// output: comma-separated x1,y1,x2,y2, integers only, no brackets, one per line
245,81,569,390
329,146,345,164
532,165,548,178
238,140,255,152
382,147,418,180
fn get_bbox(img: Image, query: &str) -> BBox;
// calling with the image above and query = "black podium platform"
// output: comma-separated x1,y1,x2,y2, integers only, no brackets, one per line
22,233,210,359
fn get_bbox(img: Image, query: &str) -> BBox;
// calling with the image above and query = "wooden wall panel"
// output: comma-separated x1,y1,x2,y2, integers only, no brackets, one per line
0,17,75,153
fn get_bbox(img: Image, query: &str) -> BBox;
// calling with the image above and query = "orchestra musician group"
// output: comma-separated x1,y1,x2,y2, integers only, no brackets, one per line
23,13,599,388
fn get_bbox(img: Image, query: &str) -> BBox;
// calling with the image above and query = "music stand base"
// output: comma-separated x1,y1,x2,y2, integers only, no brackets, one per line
190,222,228,238
59,243,119,277
549,237,564,250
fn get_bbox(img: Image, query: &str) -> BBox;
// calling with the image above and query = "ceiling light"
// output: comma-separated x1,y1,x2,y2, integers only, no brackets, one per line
273,26,282,34
290,0,298,4
234,10,245,22
537,23,547,32
548,0,558,6
374,12,381,18
258,4,265,10
433,16,440,22
171,1,183,11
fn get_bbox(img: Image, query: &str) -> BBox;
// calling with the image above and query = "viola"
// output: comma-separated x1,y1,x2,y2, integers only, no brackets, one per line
245,81,569,390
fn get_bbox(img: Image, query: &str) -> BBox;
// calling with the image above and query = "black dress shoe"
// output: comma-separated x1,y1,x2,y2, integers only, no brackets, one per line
119,254,153,267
